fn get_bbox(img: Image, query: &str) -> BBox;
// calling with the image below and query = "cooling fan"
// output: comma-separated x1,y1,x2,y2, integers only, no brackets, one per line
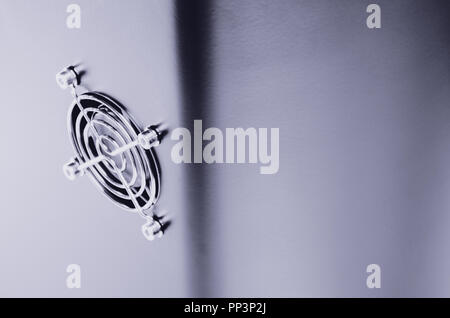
57,65,165,241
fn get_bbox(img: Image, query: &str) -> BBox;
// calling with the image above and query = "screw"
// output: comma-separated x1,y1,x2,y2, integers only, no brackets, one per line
56,66,79,89
141,217,164,241
138,126,161,150
63,157,84,181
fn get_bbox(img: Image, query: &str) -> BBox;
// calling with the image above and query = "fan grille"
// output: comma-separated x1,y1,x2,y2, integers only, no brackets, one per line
67,92,160,215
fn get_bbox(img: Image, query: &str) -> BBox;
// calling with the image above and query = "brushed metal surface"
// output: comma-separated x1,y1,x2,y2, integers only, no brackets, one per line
0,0,450,297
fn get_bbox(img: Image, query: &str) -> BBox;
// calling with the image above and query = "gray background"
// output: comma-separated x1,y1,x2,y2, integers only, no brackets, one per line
0,0,450,297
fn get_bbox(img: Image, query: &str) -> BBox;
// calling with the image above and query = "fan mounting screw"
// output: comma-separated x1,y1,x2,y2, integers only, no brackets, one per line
56,66,79,89
138,126,161,150
63,157,84,181
142,218,164,241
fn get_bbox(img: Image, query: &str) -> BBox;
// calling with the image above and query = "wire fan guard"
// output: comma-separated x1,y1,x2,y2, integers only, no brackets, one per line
67,92,160,214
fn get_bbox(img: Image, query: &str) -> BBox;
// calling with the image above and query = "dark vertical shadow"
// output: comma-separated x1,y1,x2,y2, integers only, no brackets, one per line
175,0,215,297
400,0,450,296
